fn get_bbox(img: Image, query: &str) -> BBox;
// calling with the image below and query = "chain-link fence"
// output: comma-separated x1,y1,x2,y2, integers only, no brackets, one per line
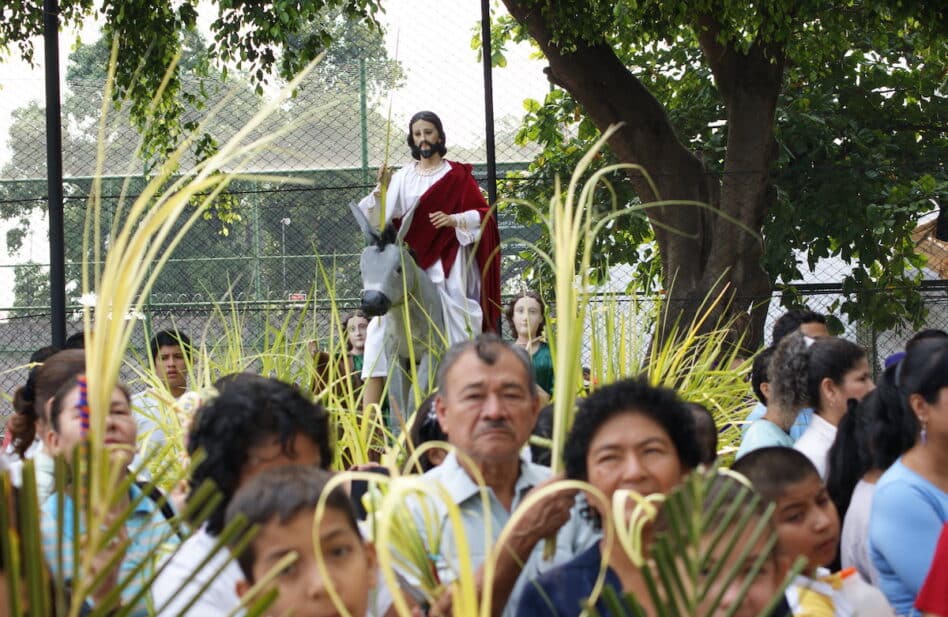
1,1,946,426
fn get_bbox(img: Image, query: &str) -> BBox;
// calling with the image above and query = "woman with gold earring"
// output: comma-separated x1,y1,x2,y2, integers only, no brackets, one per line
869,337,948,615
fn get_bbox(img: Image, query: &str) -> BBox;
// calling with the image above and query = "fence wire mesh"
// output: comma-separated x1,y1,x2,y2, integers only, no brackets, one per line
0,1,946,426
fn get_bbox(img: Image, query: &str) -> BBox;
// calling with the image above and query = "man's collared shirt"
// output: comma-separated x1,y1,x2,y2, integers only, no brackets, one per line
407,451,598,617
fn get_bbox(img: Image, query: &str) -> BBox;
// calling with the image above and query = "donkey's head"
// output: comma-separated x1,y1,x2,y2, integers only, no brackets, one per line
350,203,413,317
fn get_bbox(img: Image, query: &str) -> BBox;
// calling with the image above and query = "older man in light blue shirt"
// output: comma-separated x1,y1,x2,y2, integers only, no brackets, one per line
410,334,597,617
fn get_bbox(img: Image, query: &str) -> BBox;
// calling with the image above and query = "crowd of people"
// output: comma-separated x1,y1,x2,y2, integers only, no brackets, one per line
0,313,946,617
1,110,946,617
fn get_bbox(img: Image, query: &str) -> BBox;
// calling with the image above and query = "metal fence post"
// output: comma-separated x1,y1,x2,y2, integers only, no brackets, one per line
360,58,369,186
44,0,66,347
252,199,262,302
480,0,497,206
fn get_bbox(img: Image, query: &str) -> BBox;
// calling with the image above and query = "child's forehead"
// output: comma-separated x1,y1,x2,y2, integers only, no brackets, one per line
260,507,361,541
773,474,824,505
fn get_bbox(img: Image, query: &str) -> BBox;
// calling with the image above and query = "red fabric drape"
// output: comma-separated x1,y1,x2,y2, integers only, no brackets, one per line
396,161,502,334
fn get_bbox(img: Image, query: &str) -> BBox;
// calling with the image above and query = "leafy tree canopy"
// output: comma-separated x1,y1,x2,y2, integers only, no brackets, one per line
489,0,946,340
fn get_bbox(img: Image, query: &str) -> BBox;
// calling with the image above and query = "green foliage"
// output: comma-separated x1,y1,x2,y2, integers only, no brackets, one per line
493,0,947,333
0,0,383,168
1,16,399,310
501,91,656,292
588,468,804,617
10,262,51,316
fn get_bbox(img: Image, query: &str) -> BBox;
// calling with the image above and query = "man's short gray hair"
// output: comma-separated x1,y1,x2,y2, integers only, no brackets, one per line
435,333,537,397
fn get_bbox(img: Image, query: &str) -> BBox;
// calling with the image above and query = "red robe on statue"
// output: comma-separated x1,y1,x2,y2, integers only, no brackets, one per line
394,161,502,334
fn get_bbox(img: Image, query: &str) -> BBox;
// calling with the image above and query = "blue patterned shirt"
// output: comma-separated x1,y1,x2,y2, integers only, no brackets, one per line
41,483,180,615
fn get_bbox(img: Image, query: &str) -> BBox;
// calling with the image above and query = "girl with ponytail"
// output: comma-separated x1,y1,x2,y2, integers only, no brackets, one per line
4,346,59,458
789,335,874,478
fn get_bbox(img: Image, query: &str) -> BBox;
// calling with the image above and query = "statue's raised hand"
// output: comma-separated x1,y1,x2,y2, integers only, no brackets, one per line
375,164,393,196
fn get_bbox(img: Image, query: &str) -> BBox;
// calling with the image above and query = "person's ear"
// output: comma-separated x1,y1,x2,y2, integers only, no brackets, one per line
820,377,838,408
45,428,60,454
759,381,772,403
235,579,250,599
427,447,447,467
908,393,929,420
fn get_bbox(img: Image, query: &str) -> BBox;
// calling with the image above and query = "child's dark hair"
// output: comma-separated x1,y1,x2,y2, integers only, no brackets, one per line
7,345,60,457
407,392,447,472
187,373,332,535
225,465,359,582
751,346,776,405
565,377,701,482
147,329,192,362
769,333,866,416
504,291,546,338
686,402,717,465
731,447,820,504
771,309,827,345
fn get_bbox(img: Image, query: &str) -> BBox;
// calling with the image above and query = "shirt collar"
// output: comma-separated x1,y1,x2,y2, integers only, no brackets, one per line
430,450,545,506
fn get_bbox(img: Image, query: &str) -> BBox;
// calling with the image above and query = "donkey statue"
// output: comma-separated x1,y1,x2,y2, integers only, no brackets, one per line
349,203,445,429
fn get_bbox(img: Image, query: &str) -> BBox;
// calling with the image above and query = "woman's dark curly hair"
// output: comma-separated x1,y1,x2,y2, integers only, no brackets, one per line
186,373,332,536
564,378,700,528
504,291,546,338
769,333,867,416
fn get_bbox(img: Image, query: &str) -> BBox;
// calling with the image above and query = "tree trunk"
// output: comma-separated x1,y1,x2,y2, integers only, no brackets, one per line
501,1,784,350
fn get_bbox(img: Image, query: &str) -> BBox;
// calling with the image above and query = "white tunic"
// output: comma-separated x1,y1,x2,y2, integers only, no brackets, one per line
357,160,484,378
793,412,836,480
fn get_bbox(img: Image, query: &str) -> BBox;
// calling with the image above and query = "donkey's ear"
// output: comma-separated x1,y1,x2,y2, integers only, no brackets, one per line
379,223,398,247
349,202,378,245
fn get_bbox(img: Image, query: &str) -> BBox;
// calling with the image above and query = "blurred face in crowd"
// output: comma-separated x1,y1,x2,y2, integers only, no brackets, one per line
700,521,782,617
436,346,540,465
836,358,874,403
585,410,685,519
238,433,323,489
772,474,840,576
49,384,136,465
236,507,376,617
799,321,829,339
156,345,188,394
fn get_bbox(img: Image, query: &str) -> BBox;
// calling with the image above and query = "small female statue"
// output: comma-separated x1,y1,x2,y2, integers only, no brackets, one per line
505,291,553,396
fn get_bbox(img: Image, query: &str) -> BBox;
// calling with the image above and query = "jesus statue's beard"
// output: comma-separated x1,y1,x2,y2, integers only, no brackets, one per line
411,142,439,159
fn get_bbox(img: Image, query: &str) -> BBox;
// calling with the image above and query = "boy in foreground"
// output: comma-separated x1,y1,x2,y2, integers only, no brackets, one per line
226,465,378,617
733,447,892,617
